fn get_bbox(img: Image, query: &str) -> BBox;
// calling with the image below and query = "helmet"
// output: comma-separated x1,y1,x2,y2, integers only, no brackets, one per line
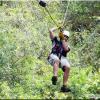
63,30,70,37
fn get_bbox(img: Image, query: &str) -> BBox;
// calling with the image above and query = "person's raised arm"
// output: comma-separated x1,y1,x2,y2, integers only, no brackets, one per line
49,27,58,40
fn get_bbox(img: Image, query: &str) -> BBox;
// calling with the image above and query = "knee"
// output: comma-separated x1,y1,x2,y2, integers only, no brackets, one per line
54,60,60,65
62,66,70,72
62,66,66,72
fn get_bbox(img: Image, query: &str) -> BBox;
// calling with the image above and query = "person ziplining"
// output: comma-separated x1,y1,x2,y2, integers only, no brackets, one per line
39,0,71,92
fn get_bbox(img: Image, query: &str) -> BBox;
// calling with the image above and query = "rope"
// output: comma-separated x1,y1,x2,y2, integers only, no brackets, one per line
38,0,70,29
44,7,59,28
37,0,59,28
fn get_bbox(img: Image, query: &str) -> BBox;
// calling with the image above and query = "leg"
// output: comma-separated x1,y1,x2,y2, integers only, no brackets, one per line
60,57,71,92
63,66,70,86
48,54,60,85
53,60,59,76
52,60,59,85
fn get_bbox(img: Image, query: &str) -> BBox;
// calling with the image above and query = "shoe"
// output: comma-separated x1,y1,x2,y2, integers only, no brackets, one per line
60,85,71,92
51,76,57,85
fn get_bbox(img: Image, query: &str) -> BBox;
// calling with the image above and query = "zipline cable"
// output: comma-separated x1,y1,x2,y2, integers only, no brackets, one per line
62,0,70,28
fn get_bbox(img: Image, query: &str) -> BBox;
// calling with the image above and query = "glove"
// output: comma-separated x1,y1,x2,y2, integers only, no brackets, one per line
59,31,64,40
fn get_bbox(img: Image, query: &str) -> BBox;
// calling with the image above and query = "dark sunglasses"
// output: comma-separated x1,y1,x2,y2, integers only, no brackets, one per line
64,35,69,39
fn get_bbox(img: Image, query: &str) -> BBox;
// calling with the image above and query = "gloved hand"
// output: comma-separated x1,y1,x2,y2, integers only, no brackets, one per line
58,27,63,32
59,31,64,40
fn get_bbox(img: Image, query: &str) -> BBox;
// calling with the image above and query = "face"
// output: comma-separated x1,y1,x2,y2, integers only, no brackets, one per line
64,35,69,41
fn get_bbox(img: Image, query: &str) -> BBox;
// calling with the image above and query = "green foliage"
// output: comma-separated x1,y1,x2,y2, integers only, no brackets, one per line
69,67,100,99
0,1,100,99
0,81,11,99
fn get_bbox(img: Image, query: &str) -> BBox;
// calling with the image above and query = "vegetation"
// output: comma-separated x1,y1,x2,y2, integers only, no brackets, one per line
0,0,100,99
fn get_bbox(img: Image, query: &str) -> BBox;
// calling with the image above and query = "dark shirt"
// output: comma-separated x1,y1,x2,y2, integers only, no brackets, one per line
51,37,70,58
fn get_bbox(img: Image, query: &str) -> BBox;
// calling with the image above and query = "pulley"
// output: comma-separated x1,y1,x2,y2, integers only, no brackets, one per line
39,0,46,7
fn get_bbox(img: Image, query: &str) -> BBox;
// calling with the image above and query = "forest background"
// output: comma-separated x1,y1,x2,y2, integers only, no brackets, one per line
0,0,100,99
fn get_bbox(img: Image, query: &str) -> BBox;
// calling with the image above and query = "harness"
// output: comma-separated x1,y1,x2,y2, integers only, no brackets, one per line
51,37,66,59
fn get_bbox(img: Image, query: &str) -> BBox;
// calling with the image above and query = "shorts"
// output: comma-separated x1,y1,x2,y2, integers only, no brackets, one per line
48,53,70,68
